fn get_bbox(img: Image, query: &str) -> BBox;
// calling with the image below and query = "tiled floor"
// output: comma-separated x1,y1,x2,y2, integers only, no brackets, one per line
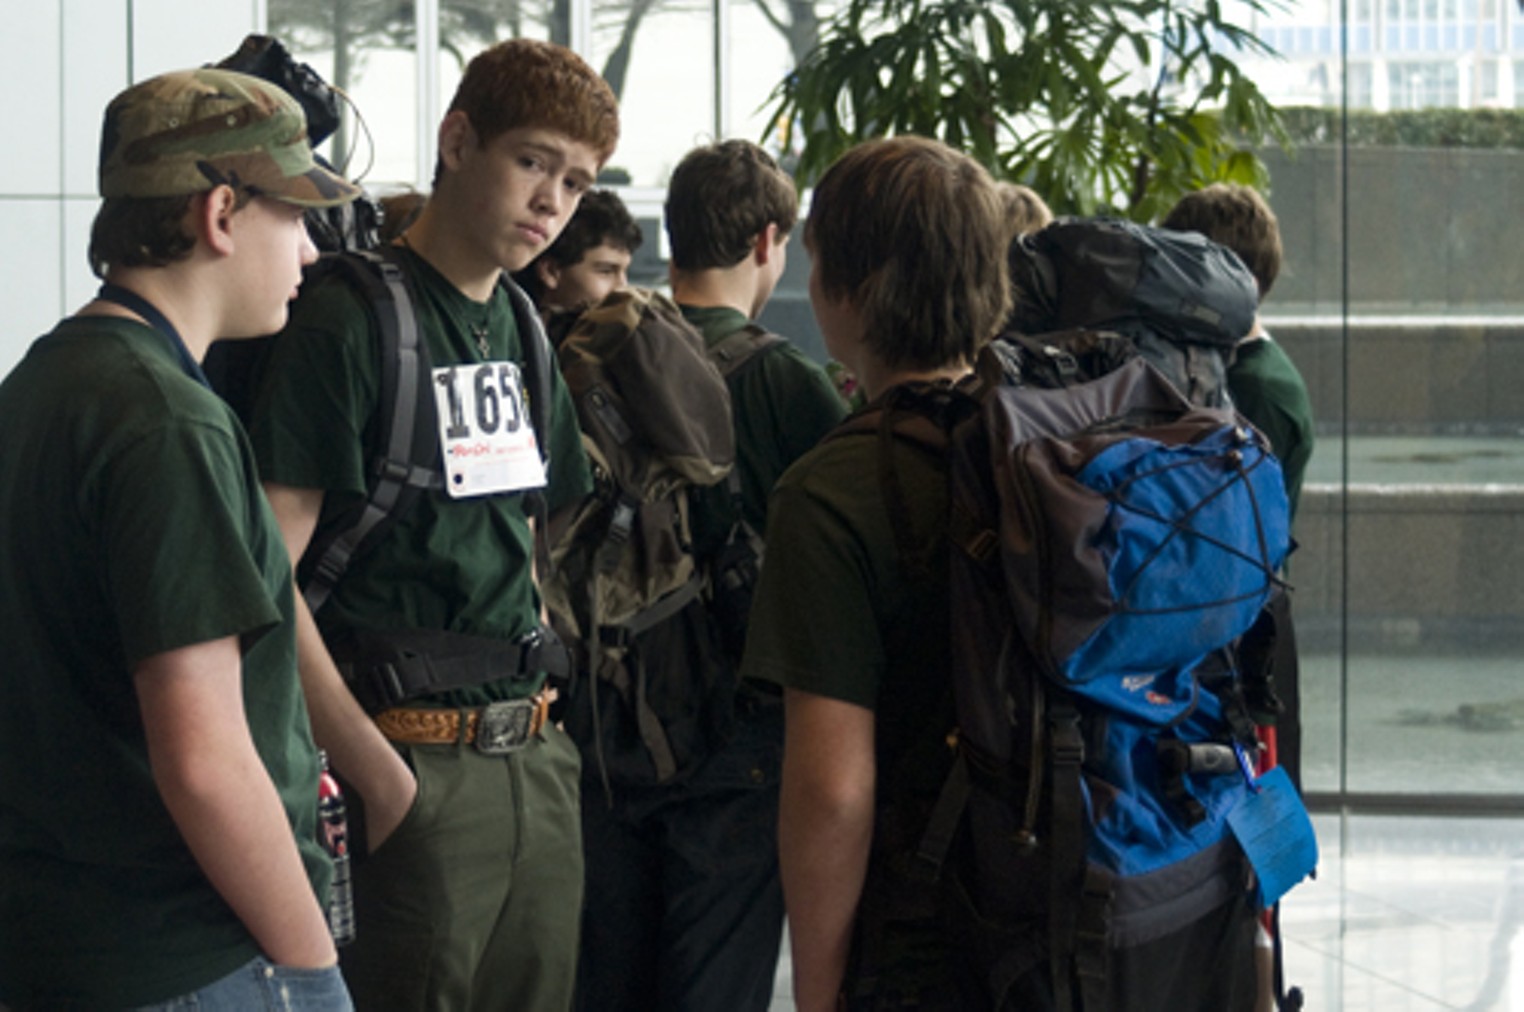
769,812,1524,1010
1281,813,1524,1011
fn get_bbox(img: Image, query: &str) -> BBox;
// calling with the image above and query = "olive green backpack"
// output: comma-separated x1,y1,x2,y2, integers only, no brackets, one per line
544,287,782,795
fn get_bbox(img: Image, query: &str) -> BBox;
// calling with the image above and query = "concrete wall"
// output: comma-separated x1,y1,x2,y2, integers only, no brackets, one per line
1294,486,1524,650
1262,145,1524,314
1273,321,1524,436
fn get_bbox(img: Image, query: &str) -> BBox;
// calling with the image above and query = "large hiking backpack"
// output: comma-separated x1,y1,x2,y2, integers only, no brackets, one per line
844,354,1310,1010
544,288,782,793
1006,217,1260,408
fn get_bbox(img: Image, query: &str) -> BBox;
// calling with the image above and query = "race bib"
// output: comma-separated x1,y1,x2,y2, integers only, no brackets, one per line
432,361,546,498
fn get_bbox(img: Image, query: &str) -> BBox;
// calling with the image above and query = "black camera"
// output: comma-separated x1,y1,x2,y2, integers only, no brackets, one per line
215,34,381,253
218,34,342,145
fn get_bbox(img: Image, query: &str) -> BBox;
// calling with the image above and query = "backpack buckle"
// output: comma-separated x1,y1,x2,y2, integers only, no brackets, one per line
1049,710,1085,766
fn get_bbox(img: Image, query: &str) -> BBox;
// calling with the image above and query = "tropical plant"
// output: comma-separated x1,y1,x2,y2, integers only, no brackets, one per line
766,0,1288,221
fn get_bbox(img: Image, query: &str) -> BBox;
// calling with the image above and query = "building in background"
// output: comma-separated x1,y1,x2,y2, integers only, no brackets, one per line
1230,0,1521,109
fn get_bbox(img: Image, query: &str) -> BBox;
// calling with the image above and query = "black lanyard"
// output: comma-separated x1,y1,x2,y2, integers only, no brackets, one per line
96,283,212,390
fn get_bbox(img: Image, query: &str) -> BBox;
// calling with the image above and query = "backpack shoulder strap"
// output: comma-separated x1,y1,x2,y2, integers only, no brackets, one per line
827,379,981,584
499,271,555,470
302,247,439,614
695,320,783,562
498,272,558,583
705,323,787,381
302,255,561,615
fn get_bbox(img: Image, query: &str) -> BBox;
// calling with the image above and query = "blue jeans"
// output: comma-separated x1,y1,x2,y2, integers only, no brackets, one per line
130,957,352,1011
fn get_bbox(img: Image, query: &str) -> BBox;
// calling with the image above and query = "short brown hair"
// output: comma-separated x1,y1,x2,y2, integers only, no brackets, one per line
1160,183,1282,299
806,136,1011,372
664,140,798,271
449,39,619,165
87,189,253,278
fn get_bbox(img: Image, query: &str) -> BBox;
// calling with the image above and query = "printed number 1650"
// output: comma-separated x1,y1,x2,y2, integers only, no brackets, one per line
436,364,524,440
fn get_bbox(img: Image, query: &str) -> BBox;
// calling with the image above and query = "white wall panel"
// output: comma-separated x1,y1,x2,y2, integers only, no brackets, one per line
131,0,259,81
0,5,61,195
64,197,101,315
62,0,130,196
0,200,64,376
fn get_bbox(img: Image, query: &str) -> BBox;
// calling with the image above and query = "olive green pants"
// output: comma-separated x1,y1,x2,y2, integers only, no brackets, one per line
340,724,583,1011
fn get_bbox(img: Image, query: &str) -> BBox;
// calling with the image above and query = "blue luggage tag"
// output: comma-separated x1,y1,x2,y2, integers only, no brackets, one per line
1226,765,1318,908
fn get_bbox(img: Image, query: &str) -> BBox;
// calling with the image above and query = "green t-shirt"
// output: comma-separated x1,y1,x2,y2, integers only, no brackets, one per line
679,304,847,539
742,405,959,988
250,249,592,706
742,418,953,781
0,317,326,1007
1229,335,1314,520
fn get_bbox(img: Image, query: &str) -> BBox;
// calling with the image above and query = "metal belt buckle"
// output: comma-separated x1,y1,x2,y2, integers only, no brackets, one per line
475,699,534,755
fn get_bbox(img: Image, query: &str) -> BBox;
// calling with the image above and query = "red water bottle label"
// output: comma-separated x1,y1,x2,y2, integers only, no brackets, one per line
317,751,356,946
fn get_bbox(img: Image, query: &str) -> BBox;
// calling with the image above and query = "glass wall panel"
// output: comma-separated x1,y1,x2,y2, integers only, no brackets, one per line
63,0,129,196
0,6,61,196
268,2,424,189
724,0,833,152
133,1,259,81
0,201,64,372
63,197,100,312
588,0,715,186
1250,0,1524,802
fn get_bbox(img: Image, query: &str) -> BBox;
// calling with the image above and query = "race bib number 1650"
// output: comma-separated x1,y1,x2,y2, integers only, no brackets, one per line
432,361,547,498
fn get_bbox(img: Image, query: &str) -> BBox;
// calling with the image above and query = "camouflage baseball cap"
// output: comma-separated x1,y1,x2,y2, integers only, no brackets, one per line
98,67,360,208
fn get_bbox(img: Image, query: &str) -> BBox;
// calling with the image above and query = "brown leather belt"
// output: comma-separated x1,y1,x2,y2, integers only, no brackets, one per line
373,688,557,755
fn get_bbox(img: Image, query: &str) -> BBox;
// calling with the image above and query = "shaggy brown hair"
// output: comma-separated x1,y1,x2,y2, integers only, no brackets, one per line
806,136,1011,372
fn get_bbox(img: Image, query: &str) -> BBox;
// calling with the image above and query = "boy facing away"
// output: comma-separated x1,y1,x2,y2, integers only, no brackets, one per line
739,135,1014,1010
572,139,846,1012
1160,182,1314,518
246,39,618,1011
0,68,358,1009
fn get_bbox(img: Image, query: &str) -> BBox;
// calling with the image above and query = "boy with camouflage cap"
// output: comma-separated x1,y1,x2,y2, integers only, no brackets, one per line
247,39,618,1011
0,68,356,1008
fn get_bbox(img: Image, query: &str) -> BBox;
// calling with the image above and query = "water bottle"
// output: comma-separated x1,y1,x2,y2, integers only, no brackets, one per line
317,750,356,946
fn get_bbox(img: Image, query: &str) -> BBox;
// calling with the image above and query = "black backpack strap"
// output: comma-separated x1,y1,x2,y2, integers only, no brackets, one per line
303,248,439,614
500,271,555,473
1046,702,1088,1012
332,624,571,713
302,256,556,616
697,323,786,664
500,272,558,583
706,323,786,381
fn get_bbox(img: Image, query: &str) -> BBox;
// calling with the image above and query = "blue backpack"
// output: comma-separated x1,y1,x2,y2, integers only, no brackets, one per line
846,353,1304,1010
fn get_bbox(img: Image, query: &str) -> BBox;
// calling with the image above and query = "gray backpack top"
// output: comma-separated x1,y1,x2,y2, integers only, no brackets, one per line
1004,217,1261,407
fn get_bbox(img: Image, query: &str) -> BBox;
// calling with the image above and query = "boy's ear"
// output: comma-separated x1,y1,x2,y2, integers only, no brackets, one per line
536,258,561,292
753,222,781,265
200,185,240,257
437,110,475,173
